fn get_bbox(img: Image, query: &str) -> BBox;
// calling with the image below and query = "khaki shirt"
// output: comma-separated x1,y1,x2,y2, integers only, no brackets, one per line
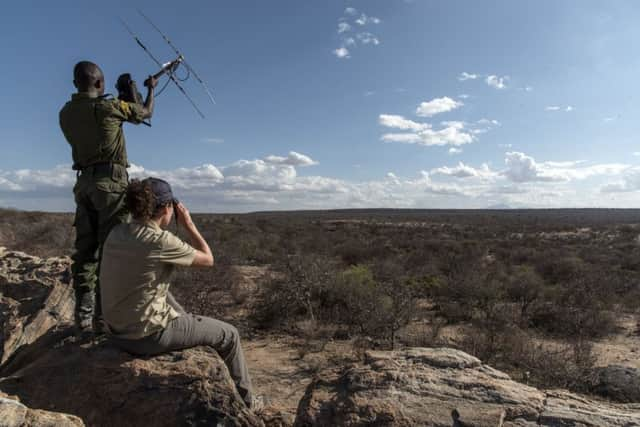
59,93,144,170
100,221,196,339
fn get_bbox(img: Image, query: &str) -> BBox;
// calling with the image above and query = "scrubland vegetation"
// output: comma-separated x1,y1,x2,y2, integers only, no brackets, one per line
2,207,639,393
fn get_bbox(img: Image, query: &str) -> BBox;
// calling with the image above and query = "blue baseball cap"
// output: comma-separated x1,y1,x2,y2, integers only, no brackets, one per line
144,177,178,207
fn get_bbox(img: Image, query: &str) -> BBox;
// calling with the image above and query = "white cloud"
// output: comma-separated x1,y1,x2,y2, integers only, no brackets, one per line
477,118,500,127
524,86,533,92
601,168,640,193
0,165,75,192
357,32,380,45
379,114,427,132
334,7,381,58
503,152,629,183
470,118,500,135
546,105,573,112
202,137,224,144
458,72,478,81
355,13,381,25
386,172,400,185
338,22,351,33
492,185,527,195
486,75,508,89
333,47,350,58
503,152,563,183
416,96,463,117
128,163,224,190
381,120,474,147
0,176,23,191
380,133,423,144
448,147,463,155
458,94,470,99
264,151,318,167
379,109,499,148
431,162,496,179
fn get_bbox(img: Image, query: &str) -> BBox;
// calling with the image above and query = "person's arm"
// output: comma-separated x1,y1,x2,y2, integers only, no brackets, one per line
140,75,158,119
175,202,214,267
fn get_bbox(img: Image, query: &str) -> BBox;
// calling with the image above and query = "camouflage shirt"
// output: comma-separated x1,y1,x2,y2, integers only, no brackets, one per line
59,93,145,170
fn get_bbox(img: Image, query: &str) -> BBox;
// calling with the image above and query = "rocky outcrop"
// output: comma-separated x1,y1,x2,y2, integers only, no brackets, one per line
3,248,640,427
294,348,640,427
0,248,262,426
592,365,640,403
0,392,84,427
0,248,74,364
0,336,263,427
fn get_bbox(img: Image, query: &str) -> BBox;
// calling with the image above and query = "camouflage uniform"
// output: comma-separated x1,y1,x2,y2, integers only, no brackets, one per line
59,92,145,330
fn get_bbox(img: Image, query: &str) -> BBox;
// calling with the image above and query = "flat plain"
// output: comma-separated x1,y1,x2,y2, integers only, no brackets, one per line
2,208,639,418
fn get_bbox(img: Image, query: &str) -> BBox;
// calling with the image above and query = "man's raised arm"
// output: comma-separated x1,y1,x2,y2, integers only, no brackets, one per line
140,75,158,119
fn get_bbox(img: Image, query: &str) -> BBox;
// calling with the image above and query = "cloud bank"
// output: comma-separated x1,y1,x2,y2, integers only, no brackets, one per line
1,152,637,212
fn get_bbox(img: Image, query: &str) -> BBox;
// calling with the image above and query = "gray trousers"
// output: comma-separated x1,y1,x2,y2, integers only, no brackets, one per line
109,293,253,406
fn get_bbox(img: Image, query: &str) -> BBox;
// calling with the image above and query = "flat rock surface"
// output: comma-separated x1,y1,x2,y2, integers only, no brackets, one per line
0,336,263,427
294,347,640,427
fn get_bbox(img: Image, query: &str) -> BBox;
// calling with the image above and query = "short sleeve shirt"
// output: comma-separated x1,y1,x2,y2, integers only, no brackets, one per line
100,221,196,339
59,93,145,169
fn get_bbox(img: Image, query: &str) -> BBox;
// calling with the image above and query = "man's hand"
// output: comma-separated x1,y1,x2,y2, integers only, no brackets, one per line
143,75,158,89
141,76,157,119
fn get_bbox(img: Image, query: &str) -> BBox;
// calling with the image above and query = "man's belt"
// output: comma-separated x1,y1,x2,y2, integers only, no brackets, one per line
78,162,126,175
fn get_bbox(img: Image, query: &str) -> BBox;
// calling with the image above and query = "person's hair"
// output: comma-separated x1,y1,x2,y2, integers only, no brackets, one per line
73,61,103,91
126,179,160,222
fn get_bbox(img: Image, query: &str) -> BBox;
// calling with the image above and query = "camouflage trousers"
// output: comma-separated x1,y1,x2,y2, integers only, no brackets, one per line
71,163,129,330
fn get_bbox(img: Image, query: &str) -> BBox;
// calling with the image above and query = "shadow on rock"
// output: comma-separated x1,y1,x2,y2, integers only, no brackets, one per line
0,327,263,427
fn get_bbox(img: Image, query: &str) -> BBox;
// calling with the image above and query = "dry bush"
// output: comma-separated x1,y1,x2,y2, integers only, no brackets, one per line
251,258,425,349
529,273,616,339
249,254,336,329
0,210,74,257
459,325,597,392
505,265,544,322
401,316,447,348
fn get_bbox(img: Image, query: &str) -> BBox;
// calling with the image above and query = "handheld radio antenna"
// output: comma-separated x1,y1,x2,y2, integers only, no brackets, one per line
137,10,217,105
119,17,206,118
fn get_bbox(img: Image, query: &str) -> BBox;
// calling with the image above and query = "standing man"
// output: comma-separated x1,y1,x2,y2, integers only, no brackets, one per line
59,61,158,334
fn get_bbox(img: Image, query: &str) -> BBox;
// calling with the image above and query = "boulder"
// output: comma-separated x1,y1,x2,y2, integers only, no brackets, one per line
294,347,640,427
0,391,84,427
295,347,544,426
0,335,263,427
592,365,640,403
0,248,74,364
539,390,640,427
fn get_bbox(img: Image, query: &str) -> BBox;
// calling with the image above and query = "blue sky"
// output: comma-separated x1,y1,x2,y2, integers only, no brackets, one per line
2,0,640,211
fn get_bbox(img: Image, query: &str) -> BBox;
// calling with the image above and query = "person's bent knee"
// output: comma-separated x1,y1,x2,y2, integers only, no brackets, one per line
223,323,240,343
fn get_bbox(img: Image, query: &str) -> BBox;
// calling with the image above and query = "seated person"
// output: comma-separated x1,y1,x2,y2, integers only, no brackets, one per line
100,177,254,408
